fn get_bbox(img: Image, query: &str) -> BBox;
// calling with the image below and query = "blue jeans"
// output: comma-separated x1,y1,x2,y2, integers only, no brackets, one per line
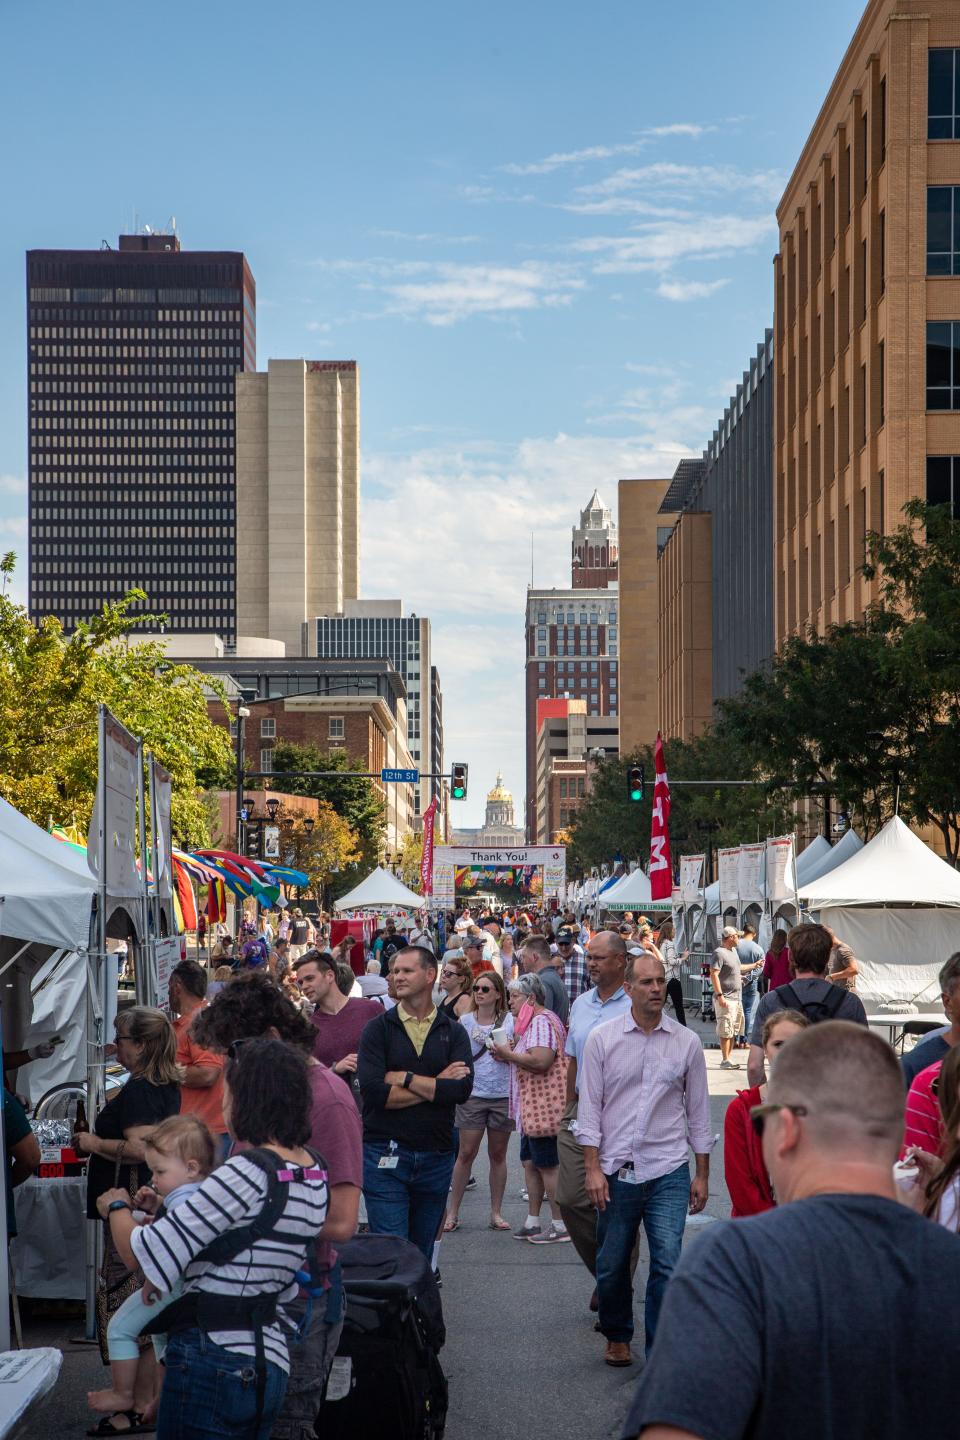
362,1141,455,1259
595,1161,690,1355
740,979,759,1041
158,1329,287,1440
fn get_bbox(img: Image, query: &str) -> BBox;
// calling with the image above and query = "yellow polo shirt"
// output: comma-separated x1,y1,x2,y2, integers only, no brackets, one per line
397,1004,437,1057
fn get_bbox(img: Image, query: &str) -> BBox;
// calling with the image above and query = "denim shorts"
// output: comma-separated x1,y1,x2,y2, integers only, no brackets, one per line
520,1132,559,1168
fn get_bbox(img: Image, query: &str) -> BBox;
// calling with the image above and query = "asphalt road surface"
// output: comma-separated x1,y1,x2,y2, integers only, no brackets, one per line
15,1019,740,1440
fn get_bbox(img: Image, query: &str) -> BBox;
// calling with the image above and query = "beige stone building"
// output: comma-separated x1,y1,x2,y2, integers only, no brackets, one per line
775,0,960,644
657,511,713,741
617,478,671,755
235,359,360,655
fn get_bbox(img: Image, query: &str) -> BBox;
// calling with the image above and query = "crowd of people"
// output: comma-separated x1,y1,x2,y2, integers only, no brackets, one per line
7,898,960,1439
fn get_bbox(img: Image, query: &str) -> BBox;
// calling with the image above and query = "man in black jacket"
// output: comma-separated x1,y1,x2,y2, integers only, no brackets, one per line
357,945,474,1258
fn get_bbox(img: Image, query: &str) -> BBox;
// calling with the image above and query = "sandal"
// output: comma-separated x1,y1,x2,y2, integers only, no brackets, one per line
488,1218,511,1231
442,1217,460,1233
86,1414,155,1437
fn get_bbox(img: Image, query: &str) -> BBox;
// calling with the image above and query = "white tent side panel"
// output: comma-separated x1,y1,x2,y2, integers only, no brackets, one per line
819,905,957,1009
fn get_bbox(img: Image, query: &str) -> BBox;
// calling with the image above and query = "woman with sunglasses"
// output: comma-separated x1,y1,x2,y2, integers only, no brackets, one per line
723,1009,810,1217
898,1046,960,1231
438,955,473,1019
444,970,515,1233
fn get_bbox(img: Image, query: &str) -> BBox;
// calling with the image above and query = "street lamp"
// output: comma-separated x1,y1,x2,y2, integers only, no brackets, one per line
265,797,280,822
304,818,315,834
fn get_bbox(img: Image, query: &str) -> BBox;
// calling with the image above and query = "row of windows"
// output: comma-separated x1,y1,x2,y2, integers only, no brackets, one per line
32,381,236,396
30,307,240,325
30,325,239,340
32,399,232,413
30,364,243,379
32,517,232,534
29,286,242,304
31,345,241,361
535,645,611,657
32,485,233,501
536,660,617,671
32,476,234,491
558,778,587,799
32,417,233,432
535,610,616,625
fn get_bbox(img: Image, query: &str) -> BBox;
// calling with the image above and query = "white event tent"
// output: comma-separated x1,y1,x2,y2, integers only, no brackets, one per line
800,816,960,1008
794,835,833,884
334,866,425,913
601,867,672,913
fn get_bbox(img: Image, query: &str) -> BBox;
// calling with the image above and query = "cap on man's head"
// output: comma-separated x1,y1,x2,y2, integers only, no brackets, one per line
721,925,740,938
556,928,576,945
462,934,483,950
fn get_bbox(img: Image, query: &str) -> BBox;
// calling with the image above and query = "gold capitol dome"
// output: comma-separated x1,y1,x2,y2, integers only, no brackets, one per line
487,771,512,803
484,771,516,829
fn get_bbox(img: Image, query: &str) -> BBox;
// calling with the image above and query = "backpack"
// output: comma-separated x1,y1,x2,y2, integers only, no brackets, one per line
775,980,848,1025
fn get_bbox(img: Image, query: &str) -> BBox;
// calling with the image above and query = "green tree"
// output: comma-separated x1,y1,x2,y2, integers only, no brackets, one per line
268,741,386,880
273,801,360,903
566,733,791,877
0,567,233,847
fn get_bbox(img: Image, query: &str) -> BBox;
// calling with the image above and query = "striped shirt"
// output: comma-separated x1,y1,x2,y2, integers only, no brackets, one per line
903,1061,945,1157
577,1011,714,1180
553,945,591,1005
129,1154,329,1373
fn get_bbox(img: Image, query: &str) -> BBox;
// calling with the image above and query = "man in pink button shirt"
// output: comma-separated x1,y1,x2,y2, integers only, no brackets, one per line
578,949,713,1368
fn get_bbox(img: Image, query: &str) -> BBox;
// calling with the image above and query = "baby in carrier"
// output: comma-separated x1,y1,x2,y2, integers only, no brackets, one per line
88,1115,215,1416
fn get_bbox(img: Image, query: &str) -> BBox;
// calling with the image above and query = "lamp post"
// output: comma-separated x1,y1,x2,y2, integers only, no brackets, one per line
235,705,250,852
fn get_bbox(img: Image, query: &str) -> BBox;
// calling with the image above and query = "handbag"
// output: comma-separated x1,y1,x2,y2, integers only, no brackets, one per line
94,1152,146,1365
517,1010,567,1139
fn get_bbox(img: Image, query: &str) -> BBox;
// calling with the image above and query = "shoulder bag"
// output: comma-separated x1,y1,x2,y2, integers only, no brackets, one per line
517,1009,567,1138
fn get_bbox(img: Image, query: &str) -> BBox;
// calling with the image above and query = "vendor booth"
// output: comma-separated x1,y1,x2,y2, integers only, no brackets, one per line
334,866,426,915
799,816,960,1010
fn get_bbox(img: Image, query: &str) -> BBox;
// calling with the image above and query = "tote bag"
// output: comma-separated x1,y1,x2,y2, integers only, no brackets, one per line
517,1009,567,1139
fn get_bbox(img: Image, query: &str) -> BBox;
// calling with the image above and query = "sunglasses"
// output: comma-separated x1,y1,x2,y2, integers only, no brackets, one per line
473,984,494,993
749,1101,808,1138
227,1036,260,1061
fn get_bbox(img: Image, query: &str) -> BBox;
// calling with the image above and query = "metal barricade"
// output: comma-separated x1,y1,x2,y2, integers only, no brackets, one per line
682,950,715,1021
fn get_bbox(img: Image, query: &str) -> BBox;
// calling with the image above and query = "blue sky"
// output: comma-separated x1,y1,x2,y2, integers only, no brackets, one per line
1,0,865,825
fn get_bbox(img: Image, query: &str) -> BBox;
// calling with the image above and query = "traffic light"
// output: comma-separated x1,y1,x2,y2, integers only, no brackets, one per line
627,764,645,802
245,821,263,860
451,762,468,801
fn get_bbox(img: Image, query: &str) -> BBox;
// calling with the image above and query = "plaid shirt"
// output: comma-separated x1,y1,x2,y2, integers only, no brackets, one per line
554,943,591,1005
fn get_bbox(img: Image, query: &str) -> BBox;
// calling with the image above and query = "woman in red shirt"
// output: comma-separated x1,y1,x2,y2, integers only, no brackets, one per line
724,1009,810,1216
762,929,792,990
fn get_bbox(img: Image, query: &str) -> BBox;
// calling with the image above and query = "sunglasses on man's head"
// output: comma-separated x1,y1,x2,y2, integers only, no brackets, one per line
749,1101,808,1138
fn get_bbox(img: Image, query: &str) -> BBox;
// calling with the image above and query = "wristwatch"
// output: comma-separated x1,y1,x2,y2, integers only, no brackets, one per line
402,1071,414,1090
108,1199,132,1214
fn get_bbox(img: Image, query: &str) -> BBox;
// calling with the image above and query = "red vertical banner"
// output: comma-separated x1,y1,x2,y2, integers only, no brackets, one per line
649,732,672,901
420,797,438,895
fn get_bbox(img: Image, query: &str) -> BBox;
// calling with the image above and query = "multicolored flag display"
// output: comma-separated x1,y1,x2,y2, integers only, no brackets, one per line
649,732,673,902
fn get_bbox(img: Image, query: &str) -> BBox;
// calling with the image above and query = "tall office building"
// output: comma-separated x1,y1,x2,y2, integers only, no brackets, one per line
657,332,775,740
27,232,255,636
309,599,442,820
236,359,360,654
572,490,619,588
774,0,960,645
616,477,671,755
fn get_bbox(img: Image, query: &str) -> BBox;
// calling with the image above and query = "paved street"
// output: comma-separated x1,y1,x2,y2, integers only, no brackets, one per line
17,1023,740,1440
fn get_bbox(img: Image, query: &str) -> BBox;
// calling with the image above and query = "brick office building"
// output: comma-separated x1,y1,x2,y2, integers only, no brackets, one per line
774,0,960,645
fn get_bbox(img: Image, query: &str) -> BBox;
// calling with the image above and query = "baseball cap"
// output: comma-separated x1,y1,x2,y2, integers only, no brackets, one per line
721,925,739,938
556,928,576,945
462,934,484,950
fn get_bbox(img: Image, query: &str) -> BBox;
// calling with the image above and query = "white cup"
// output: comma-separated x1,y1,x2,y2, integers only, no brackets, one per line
491,1027,509,1047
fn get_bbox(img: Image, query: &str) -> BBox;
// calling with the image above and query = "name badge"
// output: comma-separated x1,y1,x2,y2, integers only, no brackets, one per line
617,1167,641,1185
378,1155,399,1170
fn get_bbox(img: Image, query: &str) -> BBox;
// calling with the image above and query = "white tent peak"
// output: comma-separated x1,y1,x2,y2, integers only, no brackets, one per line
794,835,832,884
800,816,960,908
334,866,424,912
798,827,863,885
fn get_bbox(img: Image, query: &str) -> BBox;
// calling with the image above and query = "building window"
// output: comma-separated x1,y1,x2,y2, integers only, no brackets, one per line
228,719,238,738
260,717,275,738
926,323,960,409
560,779,568,799
537,611,546,623
329,716,344,739
260,747,274,773
537,645,546,657
927,187,960,274
927,456,960,518
929,49,960,139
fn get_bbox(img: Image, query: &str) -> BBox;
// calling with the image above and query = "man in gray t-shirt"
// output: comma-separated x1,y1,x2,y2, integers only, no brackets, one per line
710,927,743,1069
520,936,570,1026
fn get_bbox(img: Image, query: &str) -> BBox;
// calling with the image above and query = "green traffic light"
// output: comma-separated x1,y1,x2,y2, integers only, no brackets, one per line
630,787,642,801
453,786,465,799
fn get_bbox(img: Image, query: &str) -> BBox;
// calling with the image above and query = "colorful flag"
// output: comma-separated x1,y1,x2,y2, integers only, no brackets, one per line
420,797,438,895
649,732,673,901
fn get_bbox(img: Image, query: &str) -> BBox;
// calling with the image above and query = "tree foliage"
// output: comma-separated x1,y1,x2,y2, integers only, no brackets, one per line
267,741,386,885
0,567,233,847
719,500,960,862
566,733,792,877
272,800,360,902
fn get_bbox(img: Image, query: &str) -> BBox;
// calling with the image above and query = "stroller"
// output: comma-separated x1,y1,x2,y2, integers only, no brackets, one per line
318,1233,448,1440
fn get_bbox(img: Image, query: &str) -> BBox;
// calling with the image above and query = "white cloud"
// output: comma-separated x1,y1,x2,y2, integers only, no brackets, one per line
570,214,777,273
0,475,26,496
501,123,716,176
359,414,708,824
318,259,586,326
656,276,731,301
369,229,481,245
0,515,26,537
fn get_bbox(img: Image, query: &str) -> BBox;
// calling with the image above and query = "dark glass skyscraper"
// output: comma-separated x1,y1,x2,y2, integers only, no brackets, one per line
27,233,255,637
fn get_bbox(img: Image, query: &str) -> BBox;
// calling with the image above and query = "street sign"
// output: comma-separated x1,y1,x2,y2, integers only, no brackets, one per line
381,768,419,784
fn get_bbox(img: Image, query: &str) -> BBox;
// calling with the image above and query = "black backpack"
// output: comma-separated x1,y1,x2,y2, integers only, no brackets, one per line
775,981,848,1025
